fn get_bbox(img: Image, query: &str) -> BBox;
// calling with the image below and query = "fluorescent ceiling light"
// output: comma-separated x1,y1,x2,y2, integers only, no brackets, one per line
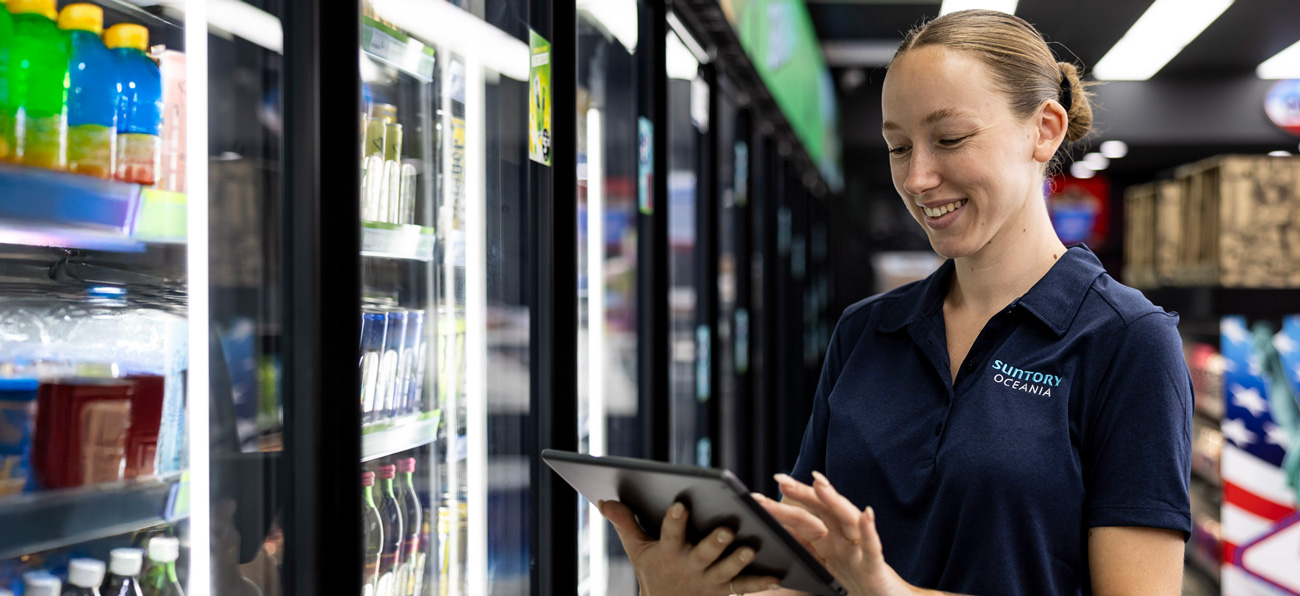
1093,0,1233,81
666,11,710,65
1069,162,1095,179
667,31,700,80
1269,150,1291,157
1099,140,1128,159
822,40,899,67
939,0,1018,16
1083,153,1109,170
372,0,530,81
578,0,638,54
1257,39,1300,79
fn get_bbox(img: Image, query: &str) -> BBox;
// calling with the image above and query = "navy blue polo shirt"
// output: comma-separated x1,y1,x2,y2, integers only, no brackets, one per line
791,245,1192,596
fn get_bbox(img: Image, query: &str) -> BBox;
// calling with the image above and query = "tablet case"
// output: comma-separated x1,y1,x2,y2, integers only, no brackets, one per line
542,449,846,596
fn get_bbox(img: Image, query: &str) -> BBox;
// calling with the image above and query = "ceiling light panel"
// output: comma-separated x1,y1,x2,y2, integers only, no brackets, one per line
1257,39,1300,79
1093,0,1233,81
939,0,1018,16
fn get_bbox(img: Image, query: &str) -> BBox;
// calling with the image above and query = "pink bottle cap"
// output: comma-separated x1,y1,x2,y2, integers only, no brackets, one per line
376,464,396,480
361,471,375,487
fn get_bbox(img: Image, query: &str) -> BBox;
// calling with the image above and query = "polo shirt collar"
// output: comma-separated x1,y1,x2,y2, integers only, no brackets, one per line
877,245,1105,337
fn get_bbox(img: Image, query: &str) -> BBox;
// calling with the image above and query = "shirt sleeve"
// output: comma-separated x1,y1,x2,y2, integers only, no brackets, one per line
790,306,861,485
1084,311,1193,537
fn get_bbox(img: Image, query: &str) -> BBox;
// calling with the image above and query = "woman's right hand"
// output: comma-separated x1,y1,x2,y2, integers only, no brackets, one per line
599,500,784,596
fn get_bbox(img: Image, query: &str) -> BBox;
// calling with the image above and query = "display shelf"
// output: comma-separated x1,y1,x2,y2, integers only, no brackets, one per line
0,164,144,251
361,413,440,462
0,473,185,559
362,16,436,82
361,221,436,261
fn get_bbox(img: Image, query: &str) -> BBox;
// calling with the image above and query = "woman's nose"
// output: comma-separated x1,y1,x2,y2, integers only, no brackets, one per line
902,150,941,197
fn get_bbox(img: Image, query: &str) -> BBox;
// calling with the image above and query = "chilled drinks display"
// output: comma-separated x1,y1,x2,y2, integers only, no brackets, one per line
102,548,143,596
140,538,183,596
65,558,106,596
1,531,186,595
360,102,416,225
0,0,183,189
362,458,431,596
0,297,187,496
360,306,428,426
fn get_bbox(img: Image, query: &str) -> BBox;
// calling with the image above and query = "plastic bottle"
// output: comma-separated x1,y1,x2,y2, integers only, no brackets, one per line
362,471,384,596
102,548,145,596
397,458,423,596
59,4,116,178
1,0,14,160
375,464,404,596
141,536,184,596
65,558,107,596
23,573,61,596
8,0,68,169
104,24,160,186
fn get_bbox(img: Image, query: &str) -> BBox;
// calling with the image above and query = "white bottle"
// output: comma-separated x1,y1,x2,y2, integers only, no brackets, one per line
68,558,108,595
22,573,62,596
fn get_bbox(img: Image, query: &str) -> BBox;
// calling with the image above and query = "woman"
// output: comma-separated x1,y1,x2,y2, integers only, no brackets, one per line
599,9,1192,596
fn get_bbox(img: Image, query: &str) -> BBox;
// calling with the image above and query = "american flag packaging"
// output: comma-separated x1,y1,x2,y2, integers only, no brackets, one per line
1220,315,1300,595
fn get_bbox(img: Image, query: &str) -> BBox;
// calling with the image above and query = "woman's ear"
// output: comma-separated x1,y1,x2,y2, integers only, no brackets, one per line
1032,100,1069,164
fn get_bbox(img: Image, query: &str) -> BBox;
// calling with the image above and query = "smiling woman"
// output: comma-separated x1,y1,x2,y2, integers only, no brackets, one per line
597,9,1193,596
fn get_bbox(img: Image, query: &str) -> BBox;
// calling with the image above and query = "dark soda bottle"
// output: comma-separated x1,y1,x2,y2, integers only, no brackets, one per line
375,464,404,596
397,458,423,596
64,558,105,596
363,471,383,596
102,548,144,596
141,537,183,596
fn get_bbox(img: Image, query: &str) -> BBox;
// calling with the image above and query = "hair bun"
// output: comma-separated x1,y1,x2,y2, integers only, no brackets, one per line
1056,62,1093,144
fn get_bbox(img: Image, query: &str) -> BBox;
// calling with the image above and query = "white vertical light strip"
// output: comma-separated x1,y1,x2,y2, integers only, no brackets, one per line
184,0,211,594
463,56,489,596
1257,39,1300,79
584,108,608,596
439,58,462,596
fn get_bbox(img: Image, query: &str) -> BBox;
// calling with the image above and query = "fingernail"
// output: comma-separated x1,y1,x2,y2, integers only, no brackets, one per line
718,530,732,543
866,506,875,521
811,470,828,484
739,548,753,562
596,499,605,511
774,473,794,484
671,502,685,518
750,492,767,501
769,583,782,591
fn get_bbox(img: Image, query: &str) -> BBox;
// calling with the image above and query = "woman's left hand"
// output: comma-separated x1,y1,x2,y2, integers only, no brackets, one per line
754,472,917,596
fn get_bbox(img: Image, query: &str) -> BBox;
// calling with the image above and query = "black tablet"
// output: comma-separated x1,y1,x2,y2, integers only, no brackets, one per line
542,449,846,596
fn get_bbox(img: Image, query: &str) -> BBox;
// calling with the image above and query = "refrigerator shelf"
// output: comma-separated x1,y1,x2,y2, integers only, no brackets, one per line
361,413,440,462
0,473,185,559
362,16,437,83
0,165,189,251
361,221,436,261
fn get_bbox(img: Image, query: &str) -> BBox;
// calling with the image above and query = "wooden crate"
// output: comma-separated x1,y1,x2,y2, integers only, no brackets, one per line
1173,155,1300,287
1123,182,1158,289
1153,179,1184,285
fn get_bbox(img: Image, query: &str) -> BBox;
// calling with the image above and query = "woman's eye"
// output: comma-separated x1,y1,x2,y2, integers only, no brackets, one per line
938,135,971,147
888,146,910,156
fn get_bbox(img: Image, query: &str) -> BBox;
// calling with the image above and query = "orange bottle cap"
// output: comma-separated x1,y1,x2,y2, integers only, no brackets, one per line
104,23,149,52
8,0,57,20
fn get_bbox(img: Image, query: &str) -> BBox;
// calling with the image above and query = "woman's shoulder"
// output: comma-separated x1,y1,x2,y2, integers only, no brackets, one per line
835,278,928,337
1084,272,1176,329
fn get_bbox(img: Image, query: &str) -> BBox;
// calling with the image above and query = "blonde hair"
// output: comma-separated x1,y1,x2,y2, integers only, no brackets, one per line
892,9,1095,149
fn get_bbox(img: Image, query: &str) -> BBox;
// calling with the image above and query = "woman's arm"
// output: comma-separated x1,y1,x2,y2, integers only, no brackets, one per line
1088,526,1184,596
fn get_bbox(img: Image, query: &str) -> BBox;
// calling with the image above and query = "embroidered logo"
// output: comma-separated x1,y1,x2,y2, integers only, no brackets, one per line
989,359,1063,396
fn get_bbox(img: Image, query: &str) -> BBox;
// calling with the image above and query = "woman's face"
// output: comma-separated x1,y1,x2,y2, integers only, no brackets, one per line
881,46,1052,260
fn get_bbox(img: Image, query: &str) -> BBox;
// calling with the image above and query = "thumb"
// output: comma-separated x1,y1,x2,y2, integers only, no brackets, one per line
599,500,650,550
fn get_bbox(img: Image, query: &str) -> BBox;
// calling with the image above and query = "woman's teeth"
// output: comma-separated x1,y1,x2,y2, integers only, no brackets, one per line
923,199,967,218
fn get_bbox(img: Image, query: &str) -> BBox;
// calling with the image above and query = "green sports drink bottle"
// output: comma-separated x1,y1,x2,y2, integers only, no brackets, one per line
0,0,15,160
7,0,68,169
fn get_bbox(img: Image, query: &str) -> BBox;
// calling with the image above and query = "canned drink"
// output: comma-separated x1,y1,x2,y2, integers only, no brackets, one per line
380,309,408,421
360,310,387,424
398,311,426,417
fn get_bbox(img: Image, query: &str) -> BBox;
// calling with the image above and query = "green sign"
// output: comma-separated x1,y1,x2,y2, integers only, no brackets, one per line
529,30,552,166
720,0,841,190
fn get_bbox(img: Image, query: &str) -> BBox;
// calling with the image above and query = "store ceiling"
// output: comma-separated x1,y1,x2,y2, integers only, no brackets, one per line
806,0,1300,78
812,0,1300,177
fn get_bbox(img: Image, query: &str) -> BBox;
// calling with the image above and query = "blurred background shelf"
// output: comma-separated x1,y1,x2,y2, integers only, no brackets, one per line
0,473,185,559
361,221,436,261
362,16,436,82
0,165,187,251
1140,287,1300,323
361,414,439,462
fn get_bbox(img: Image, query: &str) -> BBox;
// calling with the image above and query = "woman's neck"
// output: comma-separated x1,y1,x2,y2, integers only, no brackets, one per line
947,195,1068,315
